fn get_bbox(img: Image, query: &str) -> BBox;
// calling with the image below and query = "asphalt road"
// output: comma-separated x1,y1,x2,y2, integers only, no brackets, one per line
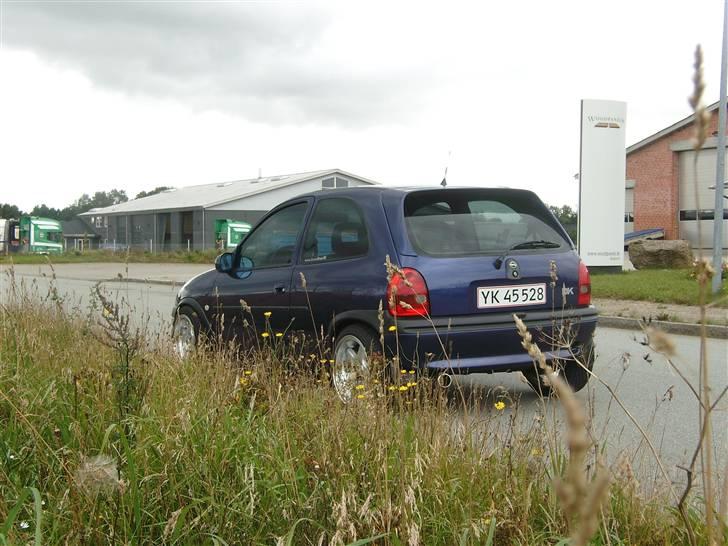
1,269,726,489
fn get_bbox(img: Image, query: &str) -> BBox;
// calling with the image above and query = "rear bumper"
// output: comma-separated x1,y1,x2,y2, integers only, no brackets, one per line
384,306,598,373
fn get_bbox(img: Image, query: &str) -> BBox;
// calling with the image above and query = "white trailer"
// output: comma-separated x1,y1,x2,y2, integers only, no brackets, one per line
0,219,8,254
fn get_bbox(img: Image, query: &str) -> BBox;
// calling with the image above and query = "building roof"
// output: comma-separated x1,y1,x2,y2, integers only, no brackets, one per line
81,169,379,216
627,101,720,155
60,217,101,237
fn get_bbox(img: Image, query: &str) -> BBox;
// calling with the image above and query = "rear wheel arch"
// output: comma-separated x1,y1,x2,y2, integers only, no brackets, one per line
332,323,391,402
328,311,381,342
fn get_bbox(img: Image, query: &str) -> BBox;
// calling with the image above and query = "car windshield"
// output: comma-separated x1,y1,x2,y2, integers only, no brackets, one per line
404,189,571,257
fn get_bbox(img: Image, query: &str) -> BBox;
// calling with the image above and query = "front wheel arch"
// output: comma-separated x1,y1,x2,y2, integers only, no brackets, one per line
173,305,202,358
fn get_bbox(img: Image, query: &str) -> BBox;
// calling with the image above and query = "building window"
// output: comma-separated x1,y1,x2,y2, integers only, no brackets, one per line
321,176,349,189
679,209,727,220
624,213,634,223
94,216,105,228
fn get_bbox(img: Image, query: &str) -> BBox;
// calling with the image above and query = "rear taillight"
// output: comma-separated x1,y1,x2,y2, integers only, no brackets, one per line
387,268,430,317
578,260,591,306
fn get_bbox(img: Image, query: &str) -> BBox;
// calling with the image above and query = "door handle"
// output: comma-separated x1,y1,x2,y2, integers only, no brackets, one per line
274,283,286,294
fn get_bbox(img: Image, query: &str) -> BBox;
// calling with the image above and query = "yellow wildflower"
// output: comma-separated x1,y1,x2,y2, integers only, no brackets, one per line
264,311,272,317
356,394,366,400
398,385,408,392
275,332,283,338
494,401,506,411
408,370,415,375
388,385,396,391
244,370,252,376
388,325,397,332
261,332,270,338
355,384,365,390
400,369,407,375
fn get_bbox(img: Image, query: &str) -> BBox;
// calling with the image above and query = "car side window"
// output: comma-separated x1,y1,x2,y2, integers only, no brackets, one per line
301,198,369,263
239,202,308,269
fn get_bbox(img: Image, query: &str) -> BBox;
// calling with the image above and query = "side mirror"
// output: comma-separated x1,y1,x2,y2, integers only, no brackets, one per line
215,252,234,273
234,256,254,279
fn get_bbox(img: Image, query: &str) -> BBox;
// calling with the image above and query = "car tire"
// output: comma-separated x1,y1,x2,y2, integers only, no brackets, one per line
524,339,595,396
173,306,201,359
332,324,388,403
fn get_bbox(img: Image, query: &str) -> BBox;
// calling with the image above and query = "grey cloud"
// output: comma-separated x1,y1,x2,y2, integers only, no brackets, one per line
3,2,440,126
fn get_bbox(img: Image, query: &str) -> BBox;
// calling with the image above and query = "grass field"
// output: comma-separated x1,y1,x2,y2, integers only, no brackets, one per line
591,268,728,307
0,282,717,545
0,249,218,265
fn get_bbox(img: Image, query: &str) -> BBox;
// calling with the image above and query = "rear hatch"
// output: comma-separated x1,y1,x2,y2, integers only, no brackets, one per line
393,188,583,317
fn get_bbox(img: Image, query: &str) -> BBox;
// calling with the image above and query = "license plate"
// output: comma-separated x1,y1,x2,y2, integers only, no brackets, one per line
477,283,547,309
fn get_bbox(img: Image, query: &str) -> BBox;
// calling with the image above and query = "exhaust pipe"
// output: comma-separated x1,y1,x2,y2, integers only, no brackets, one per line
437,373,453,389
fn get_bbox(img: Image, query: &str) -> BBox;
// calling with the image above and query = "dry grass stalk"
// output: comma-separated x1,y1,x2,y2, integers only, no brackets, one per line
644,326,676,358
571,464,612,546
513,315,610,545
688,45,711,151
688,44,717,545
720,458,728,536
74,454,125,496
615,452,640,494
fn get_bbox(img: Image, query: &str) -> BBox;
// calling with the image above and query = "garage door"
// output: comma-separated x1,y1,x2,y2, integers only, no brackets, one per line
678,148,728,250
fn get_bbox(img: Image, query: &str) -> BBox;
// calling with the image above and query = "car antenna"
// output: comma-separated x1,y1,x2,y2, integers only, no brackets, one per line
440,150,451,187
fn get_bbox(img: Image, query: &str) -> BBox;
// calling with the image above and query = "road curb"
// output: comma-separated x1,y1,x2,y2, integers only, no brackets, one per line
103,277,181,286
598,315,728,339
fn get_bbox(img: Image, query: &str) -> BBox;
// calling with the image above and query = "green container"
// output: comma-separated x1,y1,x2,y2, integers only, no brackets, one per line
214,219,251,249
20,216,63,254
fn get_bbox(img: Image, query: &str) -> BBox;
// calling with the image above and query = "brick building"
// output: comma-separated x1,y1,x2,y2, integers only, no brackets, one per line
626,102,726,252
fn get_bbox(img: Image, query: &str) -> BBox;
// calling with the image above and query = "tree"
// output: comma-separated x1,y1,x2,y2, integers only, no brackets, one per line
19,189,130,221
61,189,129,220
30,204,64,219
0,203,23,219
135,186,174,199
548,204,578,243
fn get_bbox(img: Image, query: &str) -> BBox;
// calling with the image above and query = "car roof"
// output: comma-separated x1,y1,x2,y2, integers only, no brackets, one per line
302,185,528,198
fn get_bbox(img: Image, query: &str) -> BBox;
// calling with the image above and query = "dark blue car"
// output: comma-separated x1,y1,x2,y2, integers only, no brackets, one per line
173,186,598,401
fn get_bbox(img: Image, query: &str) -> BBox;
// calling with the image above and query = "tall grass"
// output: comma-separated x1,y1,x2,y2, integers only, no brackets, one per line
0,282,712,545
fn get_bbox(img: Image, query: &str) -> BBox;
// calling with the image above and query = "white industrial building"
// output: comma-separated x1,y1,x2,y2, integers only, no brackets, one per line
83,169,379,251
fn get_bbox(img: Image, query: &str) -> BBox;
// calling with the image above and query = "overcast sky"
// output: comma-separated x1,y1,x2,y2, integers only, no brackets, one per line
0,0,725,211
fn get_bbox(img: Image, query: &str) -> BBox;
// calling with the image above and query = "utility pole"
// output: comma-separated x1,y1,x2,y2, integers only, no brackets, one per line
713,0,728,294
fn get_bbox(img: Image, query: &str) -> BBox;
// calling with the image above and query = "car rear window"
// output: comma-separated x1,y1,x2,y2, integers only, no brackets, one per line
403,189,571,256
